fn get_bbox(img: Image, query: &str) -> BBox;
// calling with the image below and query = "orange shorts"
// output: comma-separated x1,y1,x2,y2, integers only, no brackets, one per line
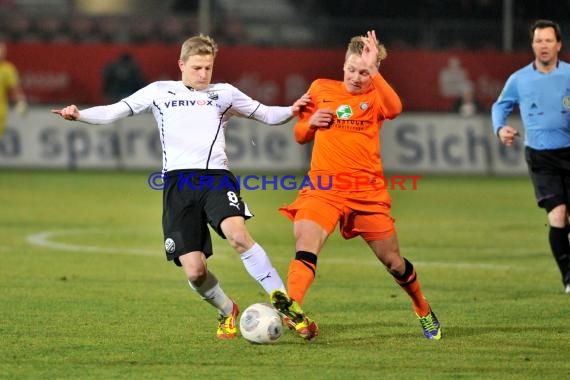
279,188,395,241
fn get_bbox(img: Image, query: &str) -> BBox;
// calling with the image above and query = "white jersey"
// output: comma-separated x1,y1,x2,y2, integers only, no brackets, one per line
79,81,294,172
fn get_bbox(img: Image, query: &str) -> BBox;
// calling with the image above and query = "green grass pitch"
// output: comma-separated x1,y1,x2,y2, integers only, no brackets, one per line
1,170,569,379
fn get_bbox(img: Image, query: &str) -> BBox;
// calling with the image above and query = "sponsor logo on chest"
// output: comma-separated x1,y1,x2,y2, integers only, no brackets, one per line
164,99,215,108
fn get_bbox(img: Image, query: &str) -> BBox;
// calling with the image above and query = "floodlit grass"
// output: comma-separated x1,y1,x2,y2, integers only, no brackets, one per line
1,170,568,379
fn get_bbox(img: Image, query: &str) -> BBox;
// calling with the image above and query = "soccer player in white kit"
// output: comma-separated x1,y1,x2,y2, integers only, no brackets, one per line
52,34,310,339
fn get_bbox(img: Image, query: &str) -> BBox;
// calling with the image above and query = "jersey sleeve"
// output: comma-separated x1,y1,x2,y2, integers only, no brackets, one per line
78,101,132,124
370,72,402,120
122,82,159,114
78,82,160,124
292,81,320,144
293,101,317,144
491,75,518,135
228,84,293,125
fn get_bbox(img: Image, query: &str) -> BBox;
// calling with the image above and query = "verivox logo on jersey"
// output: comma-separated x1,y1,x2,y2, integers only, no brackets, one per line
336,105,353,119
164,99,215,108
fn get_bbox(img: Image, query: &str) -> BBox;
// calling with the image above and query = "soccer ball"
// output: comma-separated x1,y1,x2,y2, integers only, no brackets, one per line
239,303,283,344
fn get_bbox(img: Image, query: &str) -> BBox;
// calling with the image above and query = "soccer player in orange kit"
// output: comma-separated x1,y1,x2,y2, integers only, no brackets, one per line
270,30,442,341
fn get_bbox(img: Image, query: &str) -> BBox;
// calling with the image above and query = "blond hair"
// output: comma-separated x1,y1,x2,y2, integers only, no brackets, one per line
180,34,218,62
345,35,387,67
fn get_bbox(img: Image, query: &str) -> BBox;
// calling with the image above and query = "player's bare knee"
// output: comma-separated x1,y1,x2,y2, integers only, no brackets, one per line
548,204,567,227
382,256,406,276
185,265,207,283
295,231,326,252
226,230,252,253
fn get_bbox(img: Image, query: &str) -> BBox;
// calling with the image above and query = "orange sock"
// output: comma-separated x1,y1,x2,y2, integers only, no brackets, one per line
287,251,317,305
393,258,430,316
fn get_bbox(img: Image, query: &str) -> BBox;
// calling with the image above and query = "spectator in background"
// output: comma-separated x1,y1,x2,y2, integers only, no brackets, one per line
35,15,70,43
128,16,157,44
97,15,125,44
157,15,186,44
4,12,37,42
452,84,483,117
0,41,27,139
492,19,570,293
216,14,248,46
67,14,98,43
101,53,147,103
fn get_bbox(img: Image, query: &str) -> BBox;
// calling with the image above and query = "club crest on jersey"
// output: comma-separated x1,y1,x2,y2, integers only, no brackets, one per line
563,96,570,109
360,102,368,110
336,105,353,119
207,91,219,100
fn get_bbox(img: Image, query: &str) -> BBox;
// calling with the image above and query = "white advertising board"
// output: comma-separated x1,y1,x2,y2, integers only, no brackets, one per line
0,107,526,175
0,107,308,171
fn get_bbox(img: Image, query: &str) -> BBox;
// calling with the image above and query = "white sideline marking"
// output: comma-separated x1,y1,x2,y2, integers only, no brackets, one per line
26,230,158,257
26,229,512,270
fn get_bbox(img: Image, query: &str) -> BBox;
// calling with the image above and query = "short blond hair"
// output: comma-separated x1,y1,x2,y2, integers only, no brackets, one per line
180,34,218,62
345,35,387,67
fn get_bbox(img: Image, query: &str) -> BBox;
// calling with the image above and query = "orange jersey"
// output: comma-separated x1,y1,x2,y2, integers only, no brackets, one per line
295,73,402,191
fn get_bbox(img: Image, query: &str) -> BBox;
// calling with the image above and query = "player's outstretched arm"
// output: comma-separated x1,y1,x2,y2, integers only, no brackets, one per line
51,102,132,124
51,105,80,121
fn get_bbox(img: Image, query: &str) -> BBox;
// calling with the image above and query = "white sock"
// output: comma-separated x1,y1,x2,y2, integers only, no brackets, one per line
240,243,286,294
188,270,234,316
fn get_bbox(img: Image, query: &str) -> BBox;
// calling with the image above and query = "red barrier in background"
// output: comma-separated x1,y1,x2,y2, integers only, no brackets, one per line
7,43,536,111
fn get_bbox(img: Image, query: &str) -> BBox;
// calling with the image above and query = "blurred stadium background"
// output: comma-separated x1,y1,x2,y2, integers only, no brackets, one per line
1,0,568,49
1,0,568,173
4,3,570,378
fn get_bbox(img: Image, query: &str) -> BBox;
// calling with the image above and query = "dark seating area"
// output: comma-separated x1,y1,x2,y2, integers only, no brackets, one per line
1,0,570,50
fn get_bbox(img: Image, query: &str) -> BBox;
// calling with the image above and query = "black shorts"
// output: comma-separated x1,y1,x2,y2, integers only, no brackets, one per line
162,169,252,266
525,146,570,212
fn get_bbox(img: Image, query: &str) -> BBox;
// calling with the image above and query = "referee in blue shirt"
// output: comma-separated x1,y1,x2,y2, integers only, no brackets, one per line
492,19,570,293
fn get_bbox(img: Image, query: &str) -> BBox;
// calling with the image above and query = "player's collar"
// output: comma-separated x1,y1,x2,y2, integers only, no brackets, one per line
532,60,560,71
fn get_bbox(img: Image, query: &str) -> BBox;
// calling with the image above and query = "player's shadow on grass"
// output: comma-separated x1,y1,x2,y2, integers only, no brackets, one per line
443,325,565,339
335,324,567,342
275,321,560,344
314,321,422,343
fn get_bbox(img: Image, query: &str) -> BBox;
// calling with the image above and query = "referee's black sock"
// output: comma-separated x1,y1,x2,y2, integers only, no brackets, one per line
548,226,570,284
